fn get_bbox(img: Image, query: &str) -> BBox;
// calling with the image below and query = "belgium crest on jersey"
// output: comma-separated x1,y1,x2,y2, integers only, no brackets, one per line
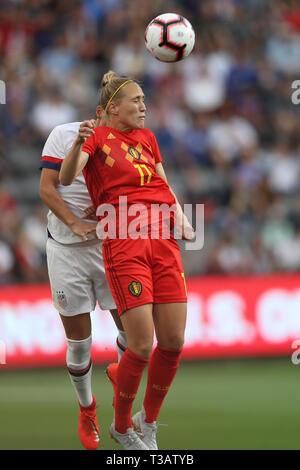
128,281,142,297
128,147,141,160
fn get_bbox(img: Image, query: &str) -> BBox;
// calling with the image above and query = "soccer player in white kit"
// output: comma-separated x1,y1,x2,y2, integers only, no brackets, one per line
39,119,127,450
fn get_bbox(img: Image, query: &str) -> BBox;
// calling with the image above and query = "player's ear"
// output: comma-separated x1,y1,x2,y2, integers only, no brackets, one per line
96,106,102,120
96,105,107,125
109,101,119,116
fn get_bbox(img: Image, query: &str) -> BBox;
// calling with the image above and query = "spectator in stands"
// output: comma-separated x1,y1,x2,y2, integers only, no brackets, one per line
1,0,300,281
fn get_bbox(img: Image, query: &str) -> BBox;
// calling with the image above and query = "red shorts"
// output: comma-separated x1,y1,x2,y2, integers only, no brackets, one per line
102,236,187,315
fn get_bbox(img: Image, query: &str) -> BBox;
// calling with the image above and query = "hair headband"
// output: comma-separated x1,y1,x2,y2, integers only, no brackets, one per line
104,80,133,113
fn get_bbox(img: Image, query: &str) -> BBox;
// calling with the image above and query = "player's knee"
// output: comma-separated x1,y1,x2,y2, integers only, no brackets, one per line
164,333,185,351
130,340,153,359
136,348,152,359
60,313,91,340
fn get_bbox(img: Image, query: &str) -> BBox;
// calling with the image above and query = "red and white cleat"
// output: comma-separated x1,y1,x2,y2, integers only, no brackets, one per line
78,395,100,450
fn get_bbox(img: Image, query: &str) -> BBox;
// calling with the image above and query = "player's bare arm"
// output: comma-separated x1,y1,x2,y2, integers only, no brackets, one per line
155,162,195,240
40,168,96,240
59,120,94,185
81,204,97,220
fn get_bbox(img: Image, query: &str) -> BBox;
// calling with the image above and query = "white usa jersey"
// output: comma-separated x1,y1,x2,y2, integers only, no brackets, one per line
40,122,97,244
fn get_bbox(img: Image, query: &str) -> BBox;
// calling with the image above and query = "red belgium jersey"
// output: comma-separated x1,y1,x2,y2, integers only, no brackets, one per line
82,126,176,236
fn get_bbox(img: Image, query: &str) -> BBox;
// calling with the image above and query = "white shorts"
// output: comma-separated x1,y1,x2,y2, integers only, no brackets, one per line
46,237,116,316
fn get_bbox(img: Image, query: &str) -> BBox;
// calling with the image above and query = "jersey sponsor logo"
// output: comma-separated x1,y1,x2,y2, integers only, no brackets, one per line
128,147,141,161
56,290,67,308
128,281,142,297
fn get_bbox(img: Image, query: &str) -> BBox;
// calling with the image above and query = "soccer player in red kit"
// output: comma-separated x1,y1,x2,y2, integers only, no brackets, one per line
60,71,194,450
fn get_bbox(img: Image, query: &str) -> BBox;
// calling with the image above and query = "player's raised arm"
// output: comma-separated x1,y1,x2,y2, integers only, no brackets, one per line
59,120,94,185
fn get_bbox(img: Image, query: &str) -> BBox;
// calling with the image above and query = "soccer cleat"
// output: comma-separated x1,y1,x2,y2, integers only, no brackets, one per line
110,422,149,450
106,362,118,408
132,407,158,450
78,395,100,450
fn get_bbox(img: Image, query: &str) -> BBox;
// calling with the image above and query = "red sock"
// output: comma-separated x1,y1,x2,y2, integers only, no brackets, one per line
143,345,182,423
115,348,149,433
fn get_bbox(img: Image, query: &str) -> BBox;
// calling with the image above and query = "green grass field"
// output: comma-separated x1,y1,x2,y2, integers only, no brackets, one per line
0,358,299,450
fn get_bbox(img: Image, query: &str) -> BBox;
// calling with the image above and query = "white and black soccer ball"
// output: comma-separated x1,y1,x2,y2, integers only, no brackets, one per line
145,13,195,63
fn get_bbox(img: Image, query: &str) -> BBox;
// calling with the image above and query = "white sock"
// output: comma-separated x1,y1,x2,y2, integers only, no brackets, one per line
116,329,127,363
66,335,93,407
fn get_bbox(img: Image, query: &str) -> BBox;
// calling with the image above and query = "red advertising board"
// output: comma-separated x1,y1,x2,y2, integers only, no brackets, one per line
0,275,300,368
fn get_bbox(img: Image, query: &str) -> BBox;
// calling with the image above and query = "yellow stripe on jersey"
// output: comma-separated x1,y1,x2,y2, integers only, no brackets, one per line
181,272,187,296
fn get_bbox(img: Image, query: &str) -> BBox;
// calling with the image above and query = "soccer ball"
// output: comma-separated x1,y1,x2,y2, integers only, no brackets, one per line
145,13,195,63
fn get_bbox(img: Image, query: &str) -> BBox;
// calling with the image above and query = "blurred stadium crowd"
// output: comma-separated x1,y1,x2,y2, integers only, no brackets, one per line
1,0,300,283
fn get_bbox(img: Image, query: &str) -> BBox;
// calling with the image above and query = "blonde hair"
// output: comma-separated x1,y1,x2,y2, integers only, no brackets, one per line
100,70,134,114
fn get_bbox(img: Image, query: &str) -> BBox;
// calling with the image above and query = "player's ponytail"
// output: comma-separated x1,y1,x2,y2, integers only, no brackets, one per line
102,70,118,88
100,70,134,114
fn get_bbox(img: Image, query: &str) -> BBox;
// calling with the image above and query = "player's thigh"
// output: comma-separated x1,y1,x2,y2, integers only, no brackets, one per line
46,239,96,316
110,309,124,331
102,238,153,317
120,303,154,358
153,302,187,351
89,241,118,312
152,237,187,305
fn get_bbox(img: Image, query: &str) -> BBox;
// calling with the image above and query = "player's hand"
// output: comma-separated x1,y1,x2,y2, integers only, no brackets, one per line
81,204,97,221
69,219,97,241
76,120,97,144
175,212,195,241
182,215,196,241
